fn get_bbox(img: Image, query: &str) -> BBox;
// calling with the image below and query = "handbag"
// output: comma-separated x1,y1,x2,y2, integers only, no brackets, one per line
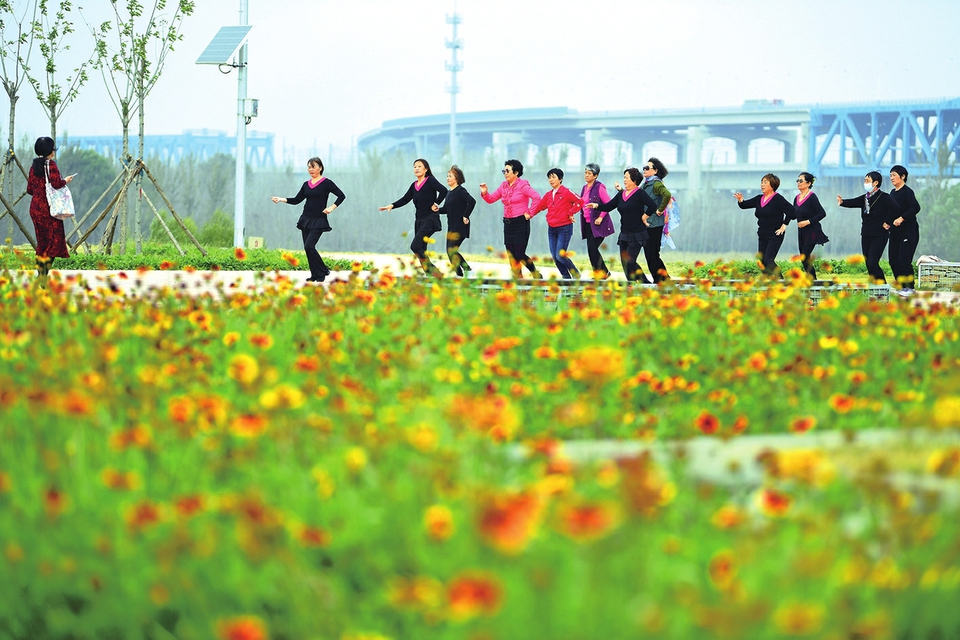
45,160,75,221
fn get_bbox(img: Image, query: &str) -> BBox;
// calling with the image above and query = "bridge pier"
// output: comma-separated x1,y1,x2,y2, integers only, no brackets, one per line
686,125,706,196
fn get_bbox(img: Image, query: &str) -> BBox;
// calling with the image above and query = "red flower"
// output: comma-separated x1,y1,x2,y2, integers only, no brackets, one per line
126,501,162,530
477,491,543,554
174,495,205,519
789,416,817,434
447,571,503,620
694,410,720,435
297,525,332,548
216,616,267,640
829,393,855,414
234,248,247,261
756,487,792,518
556,501,620,543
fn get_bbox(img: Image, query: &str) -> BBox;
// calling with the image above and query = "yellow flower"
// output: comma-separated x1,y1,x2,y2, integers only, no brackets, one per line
772,602,825,635
424,505,455,541
228,354,260,385
345,447,368,473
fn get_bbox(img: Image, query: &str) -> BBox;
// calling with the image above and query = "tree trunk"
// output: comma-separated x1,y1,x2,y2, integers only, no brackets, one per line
4,92,17,242
118,101,131,255
135,77,145,255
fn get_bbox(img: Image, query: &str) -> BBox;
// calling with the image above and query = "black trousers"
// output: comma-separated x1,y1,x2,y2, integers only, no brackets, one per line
888,229,919,288
643,226,669,282
301,228,329,279
618,239,646,282
861,235,889,283
504,217,538,277
585,235,609,276
411,219,440,275
798,239,818,279
446,234,470,274
757,233,785,277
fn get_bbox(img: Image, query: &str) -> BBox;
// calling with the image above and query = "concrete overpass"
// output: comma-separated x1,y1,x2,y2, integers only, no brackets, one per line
357,98,960,191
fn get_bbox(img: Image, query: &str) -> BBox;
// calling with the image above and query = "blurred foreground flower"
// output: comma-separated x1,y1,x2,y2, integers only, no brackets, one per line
234,247,247,261
447,571,503,621
216,615,267,640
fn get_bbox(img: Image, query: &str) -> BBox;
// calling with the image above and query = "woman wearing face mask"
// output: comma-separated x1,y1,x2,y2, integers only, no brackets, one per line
480,159,542,279
886,165,921,295
434,165,476,277
380,158,448,276
639,157,672,283
586,167,658,282
838,171,900,284
529,167,583,279
579,163,614,279
734,173,794,277
792,172,829,280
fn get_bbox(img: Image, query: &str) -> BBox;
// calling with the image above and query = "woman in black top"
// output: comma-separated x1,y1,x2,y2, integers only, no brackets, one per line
380,158,447,276
887,164,921,294
838,171,900,284
734,173,794,277
792,172,829,280
434,164,476,276
587,167,658,282
271,156,345,283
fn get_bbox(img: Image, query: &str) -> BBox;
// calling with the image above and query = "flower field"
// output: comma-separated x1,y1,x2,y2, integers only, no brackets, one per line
1,268,959,640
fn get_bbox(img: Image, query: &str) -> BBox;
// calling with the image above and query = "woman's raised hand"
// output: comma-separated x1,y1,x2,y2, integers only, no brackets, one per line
379,204,393,212
479,183,488,196
271,196,283,204
836,195,843,206
734,192,743,203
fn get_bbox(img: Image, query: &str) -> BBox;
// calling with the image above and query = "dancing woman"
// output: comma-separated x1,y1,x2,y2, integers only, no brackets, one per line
734,173,794,277
639,157,672,283
480,159,542,278
271,156,345,283
435,165,476,276
792,172,829,280
887,165,921,294
380,158,448,276
586,168,657,282
530,168,583,279
579,163,614,279
838,171,899,284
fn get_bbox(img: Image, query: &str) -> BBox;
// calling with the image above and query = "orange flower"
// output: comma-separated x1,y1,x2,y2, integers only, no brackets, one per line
708,549,737,590
297,525,332,548
109,425,153,451
294,354,321,372
280,251,299,267
174,494,205,519
44,486,67,517
228,354,260,385
168,395,195,424
61,390,93,415
0,471,11,493
789,416,817,434
234,247,248,261
424,505,455,541
101,468,141,491
773,602,825,635
387,575,444,610
567,346,626,385
449,393,520,443
556,500,620,543
617,453,676,516
755,487,792,518
447,571,503,620
216,615,267,640
711,504,746,529
230,414,268,438
249,333,273,350
477,490,543,554
747,351,768,371
731,415,749,434
159,260,175,270
694,410,720,435
829,393,855,414
126,500,162,530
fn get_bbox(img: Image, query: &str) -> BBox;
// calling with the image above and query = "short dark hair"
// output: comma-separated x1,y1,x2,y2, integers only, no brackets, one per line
624,167,643,184
762,173,781,191
865,171,883,188
547,167,564,181
798,172,816,186
448,164,465,186
414,158,433,177
505,159,523,177
647,157,669,179
890,165,909,183
307,157,324,174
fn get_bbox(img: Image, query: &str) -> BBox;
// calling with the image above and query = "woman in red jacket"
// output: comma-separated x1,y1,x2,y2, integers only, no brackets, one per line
26,136,73,284
530,168,583,279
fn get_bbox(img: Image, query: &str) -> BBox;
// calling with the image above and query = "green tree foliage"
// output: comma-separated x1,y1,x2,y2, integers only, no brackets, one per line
56,143,115,216
148,209,197,246
198,208,233,247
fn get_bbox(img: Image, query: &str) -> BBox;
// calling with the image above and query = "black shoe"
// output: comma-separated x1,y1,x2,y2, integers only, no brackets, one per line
456,265,464,277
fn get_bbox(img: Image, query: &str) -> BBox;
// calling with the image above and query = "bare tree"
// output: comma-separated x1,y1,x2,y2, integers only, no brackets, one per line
24,0,97,143
94,0,194,254
0,0,37,244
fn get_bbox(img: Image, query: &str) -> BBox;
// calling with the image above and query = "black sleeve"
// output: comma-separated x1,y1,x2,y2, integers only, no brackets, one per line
286,183,308,206
327,180,346,207
839,194,865,209
779,194,795,225
898,188,921,222
431,175,448,206
882,193,900,225
808,193,826,224
391,183,416,209
738,195,761,210
597,191,622,213
462,189,477,219
638,189,658,215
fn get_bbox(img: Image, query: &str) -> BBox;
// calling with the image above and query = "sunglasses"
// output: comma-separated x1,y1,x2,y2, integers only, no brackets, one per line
796,179,806,183
502,169,512,175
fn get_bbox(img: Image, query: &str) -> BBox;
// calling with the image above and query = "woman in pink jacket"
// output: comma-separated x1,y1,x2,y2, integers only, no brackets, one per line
480,159,542,278
530,168,583,279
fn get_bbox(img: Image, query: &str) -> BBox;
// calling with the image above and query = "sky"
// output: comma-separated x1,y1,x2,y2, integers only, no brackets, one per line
5,0,960,153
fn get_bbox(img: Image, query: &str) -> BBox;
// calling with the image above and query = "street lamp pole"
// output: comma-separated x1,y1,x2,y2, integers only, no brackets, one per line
234,0,249,249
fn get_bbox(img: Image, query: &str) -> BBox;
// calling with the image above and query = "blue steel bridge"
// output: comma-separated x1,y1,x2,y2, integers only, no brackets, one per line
62,129,277,169
357,98,960,191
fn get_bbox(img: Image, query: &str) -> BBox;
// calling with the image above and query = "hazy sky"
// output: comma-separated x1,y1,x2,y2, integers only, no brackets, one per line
6,0,960,153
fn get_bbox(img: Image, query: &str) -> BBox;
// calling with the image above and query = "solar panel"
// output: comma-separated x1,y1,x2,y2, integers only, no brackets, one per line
196,25,253,65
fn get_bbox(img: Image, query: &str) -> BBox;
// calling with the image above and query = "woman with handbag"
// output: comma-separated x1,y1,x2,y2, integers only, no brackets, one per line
26,137,73,283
